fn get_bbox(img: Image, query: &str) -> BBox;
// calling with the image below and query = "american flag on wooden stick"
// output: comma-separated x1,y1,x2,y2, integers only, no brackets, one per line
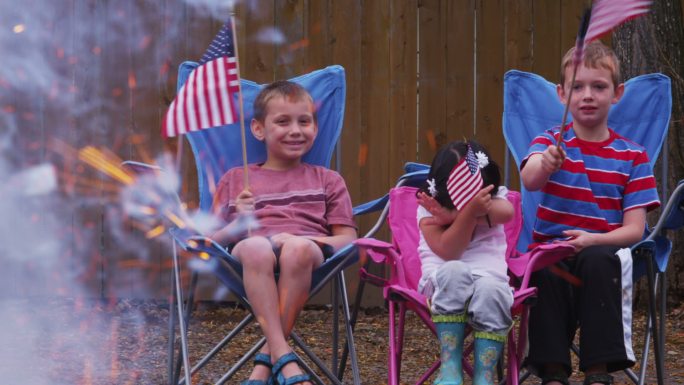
584,0,652,43
447,145,483,210
162,20,240,138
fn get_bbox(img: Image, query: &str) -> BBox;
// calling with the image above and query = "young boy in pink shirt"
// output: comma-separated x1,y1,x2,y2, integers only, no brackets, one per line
211,81,357,385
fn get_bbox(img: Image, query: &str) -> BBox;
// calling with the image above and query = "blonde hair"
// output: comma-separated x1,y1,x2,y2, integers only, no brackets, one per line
252,80,316,124
560,40,621,88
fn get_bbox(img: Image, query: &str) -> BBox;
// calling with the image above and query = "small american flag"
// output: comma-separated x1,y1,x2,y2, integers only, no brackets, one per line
447,145,483,210
584,0,652,43
162,20,240,138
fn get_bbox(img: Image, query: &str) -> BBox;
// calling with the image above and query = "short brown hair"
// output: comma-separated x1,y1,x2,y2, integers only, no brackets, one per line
560,40,621,87
252,80,316,123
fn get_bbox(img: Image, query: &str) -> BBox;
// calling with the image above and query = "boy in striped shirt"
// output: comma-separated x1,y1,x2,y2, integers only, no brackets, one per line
520,41,660,385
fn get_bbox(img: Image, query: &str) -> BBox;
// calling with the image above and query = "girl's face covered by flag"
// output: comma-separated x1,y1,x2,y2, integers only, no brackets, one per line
252,95,318,170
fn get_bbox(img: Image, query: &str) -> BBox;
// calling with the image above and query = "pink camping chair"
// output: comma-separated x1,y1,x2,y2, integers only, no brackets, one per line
354,170,574,385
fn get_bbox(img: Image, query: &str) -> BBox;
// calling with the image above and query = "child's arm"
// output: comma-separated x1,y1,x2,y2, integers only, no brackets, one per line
305,225,357,251
419,185,493,260
521,145,565,191
480,195,514,226
562,207,647,252
210,188,255,245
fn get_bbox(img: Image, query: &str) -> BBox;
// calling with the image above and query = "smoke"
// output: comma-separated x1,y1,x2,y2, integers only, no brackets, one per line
0,0,286,383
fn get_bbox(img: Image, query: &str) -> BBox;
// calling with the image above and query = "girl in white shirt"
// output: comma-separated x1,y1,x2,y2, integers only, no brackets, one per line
417,140,514,385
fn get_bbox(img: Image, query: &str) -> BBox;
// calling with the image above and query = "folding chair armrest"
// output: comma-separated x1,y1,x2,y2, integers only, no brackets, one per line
168,227,230,257
120,160,163,173
512,286,537,310
398,165,429,188
508,243,575,290
403,162,429,174
354,238,395,264
353,194,389,216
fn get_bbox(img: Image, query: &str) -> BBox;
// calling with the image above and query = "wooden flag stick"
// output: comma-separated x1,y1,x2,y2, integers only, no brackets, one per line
231,14,249,190
556,65,578,148
556,7,591,148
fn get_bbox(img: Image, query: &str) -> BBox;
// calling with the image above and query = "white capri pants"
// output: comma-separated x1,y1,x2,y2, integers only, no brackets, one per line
422,260,513,335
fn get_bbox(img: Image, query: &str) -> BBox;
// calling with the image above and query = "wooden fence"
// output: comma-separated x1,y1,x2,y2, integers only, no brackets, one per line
3,0,674,306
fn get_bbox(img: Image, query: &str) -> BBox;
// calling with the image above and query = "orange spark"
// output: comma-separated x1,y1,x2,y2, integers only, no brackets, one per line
13,24,25,33
289,38,310,51
357,143,368,167
139,35,152,50
426,129,437,151
78,146,134,185
163,210,186,229
145,225,165,239
128,71,137,89
159,61,170,76
92,46,101,55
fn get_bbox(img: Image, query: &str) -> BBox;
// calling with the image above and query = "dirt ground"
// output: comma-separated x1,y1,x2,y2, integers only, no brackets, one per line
2,298,684,384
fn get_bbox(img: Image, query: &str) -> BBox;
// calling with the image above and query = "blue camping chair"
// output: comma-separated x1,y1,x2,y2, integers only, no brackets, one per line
502,69,683,385
161,63,382,385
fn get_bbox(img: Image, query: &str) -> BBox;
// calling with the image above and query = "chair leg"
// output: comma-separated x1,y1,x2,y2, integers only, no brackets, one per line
658,272,667,373
291,332,343,385
506,326,518,385
332,276,339,375
167,267,178,385
338,273,361,385
338,272,367,378
646,258,665,385
388,301,400,385
214,337,266,385
171,241,192,385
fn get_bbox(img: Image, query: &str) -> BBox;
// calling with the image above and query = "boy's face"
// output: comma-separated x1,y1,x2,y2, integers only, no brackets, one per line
251,95,317,169
557,64,624,133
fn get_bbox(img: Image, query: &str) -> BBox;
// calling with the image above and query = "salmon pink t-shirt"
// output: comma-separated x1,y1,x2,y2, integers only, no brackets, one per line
213,163,356,238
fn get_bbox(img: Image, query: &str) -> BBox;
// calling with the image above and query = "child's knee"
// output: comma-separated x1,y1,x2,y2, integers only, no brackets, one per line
279,237,323,269
234,236,275,268
435,260,472,288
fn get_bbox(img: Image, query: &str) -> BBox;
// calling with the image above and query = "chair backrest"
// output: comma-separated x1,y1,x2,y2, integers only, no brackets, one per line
177,62,347,211
503,70,672,252
387,187,422,290
387,186,523,290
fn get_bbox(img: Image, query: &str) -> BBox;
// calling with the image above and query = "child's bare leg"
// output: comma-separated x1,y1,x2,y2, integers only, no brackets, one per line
233,237,282,381
272,237,324,382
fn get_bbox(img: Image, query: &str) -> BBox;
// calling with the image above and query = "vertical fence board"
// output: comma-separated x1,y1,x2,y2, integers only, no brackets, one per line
417,0,447,164
305,0,330,72
239,2,276,83
445,1,475,146
274,0,306,79
475,0,506,169
360,0,391,210
388,1,418,182
532,0,562,81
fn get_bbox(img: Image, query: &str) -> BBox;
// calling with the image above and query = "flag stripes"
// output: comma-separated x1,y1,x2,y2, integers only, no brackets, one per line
584,0,651,43
447,146,483,210
162,20,241,138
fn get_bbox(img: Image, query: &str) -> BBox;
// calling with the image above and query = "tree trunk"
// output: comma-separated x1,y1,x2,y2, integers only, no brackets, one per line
613,0,684,306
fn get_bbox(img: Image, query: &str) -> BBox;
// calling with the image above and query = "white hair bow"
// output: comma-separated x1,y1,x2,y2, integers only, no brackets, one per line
427,178,438,197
